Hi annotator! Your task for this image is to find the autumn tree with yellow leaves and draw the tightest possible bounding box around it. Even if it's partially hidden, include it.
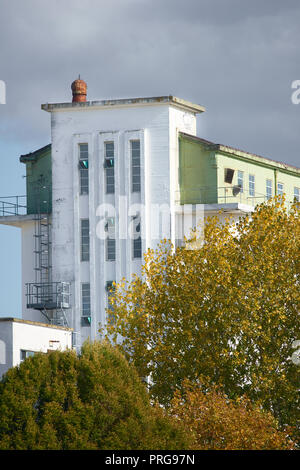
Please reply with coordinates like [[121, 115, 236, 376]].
[[105, 199, 300, 444], [170, 380, 295, 450]]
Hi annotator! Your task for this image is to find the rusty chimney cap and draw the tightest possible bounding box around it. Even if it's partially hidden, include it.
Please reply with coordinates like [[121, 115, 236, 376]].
[[71, 75, 87, 103]]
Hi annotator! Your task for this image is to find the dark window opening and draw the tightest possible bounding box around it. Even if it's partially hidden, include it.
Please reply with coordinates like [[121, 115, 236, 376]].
[[224, 168, 235, 184]]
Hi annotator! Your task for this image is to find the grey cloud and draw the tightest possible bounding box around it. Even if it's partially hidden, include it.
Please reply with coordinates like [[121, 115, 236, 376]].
[[0, 0, 299, 167], [127, 0, 300, 25]]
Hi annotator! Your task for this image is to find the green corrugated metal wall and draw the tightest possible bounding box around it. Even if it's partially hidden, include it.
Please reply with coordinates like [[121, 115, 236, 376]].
[[179, 135, 217, 204], [25, 146, 52, 214]]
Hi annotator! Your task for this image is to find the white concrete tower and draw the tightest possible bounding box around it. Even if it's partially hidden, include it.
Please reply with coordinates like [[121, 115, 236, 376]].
[[39, 80, 205, 347]]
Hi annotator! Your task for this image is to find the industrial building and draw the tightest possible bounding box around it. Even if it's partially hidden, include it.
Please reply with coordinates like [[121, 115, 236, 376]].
[[0, 78, 299, 367]]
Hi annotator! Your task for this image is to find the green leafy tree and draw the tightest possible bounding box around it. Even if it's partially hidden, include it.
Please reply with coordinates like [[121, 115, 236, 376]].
[[105, 199, 300, 443], [0, 342, 189, 450]]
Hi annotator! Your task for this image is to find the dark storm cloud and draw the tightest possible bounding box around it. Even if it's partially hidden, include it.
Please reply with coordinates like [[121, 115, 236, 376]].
[[0, 0, 299, 166]]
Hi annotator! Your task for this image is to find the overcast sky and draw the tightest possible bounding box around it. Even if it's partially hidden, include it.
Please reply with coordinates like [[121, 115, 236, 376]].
[[0, 0, 299, 315]]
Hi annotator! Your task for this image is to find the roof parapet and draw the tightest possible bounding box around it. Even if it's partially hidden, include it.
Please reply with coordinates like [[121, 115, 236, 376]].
[[41, 95, 206, 114]]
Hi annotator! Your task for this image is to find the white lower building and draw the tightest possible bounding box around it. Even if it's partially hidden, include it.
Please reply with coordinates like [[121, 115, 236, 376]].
[[0, 317, 72, 378]]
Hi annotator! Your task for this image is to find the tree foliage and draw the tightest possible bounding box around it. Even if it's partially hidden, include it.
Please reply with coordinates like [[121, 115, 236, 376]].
[[0, 342, 189, 450], [105, 199, 300, 443], [170, 380, 295, 450]]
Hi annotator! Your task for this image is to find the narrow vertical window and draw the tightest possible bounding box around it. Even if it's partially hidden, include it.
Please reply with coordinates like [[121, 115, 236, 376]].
[[266, 179, 273, 200], [81, 219, 89, 261], [294, 187, 300, 202], [81, 283, 91, 326], [105, 217, 116, 261], [132, 214, 142, 259], [79, 144, 89, 195], [237, 170, 244, 193], [106, 281, 116, 323], [105, 142, 115, 194], [131, 140, 141, 193], [277, 182, 284, 197], [106, 281, 115, 307], [249, 174, 255, 197]]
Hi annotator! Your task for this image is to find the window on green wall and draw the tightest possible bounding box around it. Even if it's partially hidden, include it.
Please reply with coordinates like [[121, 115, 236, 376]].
[[224, 168, 235, 184], [237, 171, 244, 193], [249, 174, 255, 197], [266, 179, 272, 200], [277, 182, 284, 197]]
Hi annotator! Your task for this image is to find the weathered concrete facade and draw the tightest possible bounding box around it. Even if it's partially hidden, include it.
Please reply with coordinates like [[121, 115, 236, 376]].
[[42, 97, 203, 345]]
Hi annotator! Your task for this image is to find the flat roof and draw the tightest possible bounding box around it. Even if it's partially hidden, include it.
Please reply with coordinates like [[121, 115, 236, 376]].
[[0, 317, 72, 331], [41, 95, 206, 114], [180, 132, 300, 175]]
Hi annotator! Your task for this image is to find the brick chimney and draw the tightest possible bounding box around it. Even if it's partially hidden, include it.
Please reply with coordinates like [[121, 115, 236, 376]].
[[71, 75, 87, 103]]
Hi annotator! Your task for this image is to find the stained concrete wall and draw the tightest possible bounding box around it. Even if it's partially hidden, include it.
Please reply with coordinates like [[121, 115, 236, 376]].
[[48, 102, 197, 346]]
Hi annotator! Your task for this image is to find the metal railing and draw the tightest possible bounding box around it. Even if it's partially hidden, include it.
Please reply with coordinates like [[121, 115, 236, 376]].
[[175, 187, 268, 207], [0, 196, 27, 216], [26, 282, 70, 310]]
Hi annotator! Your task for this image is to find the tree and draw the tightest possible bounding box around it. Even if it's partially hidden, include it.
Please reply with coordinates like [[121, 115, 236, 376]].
[[0, 341, 189, 450], [170, 380, 295, 450], [105, 199, 300, 443]]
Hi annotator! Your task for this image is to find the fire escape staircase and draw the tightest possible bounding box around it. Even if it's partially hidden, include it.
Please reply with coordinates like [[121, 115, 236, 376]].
[[25, 182, 70, 327]]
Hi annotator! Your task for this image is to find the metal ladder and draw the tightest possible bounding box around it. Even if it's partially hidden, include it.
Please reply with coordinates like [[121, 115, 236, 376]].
[[34, 212, 52, 302], [31, 180, 69, 327], [34, 213, 51, 282]]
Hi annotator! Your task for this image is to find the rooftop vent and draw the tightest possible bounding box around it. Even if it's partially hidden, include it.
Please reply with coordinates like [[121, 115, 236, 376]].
[[71, 75, 87, 103]]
